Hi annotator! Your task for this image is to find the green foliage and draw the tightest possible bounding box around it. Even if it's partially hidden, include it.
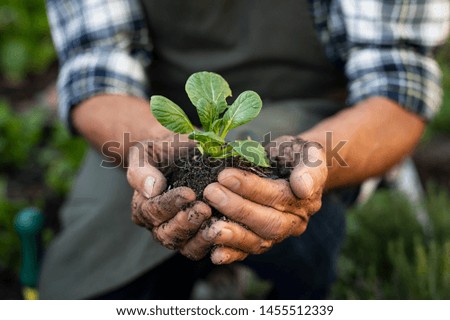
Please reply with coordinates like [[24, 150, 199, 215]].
[[221, 90, 263, 137], [38, 121, 88, 195], [424, 40, 450, 138], [185, 71, 231, 131], [332, 187, 450, 299], [229, 140, 270, 167], [0, 101, 87, 271], [0, 177, 25, 271], [0, 101, 87, 195], [0, 0, 55, 82], [150, 95, 195, 134], [0, 100, 47, 169], [151, 71, 270, 167]]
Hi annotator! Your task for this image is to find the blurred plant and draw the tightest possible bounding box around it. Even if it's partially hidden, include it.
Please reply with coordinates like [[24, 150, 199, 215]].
[[0, 177, 25, 271], [0, 100, 47, 170], [424, 40, 450, 139], [0, 0, 55, 83], [0, 100, 87, 194], [0, 101, 87, 272], [38, 121, 87, 195], [332, 186, 450, 299]]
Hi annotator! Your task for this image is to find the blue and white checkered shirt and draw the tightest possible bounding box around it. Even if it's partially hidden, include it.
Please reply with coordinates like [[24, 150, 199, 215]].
[[47, 0, 449, 128]]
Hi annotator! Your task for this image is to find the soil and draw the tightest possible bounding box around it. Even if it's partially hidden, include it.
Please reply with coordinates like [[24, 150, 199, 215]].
[[165, 148, 288, 199]]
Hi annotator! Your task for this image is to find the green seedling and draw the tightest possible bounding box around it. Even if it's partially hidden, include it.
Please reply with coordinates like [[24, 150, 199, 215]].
[[151, 71, 270, 167]]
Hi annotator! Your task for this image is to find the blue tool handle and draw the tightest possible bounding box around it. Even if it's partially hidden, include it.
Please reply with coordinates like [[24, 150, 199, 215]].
[[14, 208, 44, 288]]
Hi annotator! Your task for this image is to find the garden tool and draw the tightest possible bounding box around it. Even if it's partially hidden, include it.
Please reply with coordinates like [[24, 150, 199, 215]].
[[14, 208, 44, 300]]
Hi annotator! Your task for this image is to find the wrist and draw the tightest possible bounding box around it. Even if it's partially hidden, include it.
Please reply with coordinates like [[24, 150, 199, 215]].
[[73, 94, 175, 166]]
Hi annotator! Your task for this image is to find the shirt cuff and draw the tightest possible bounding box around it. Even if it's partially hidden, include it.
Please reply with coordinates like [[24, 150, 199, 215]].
[[346, 47, 443, 121], [57, 49, 149, 133]]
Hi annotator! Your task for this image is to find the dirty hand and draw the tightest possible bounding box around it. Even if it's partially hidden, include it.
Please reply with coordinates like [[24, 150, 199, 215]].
[[127, 134, 212, 250], [198, 136, 327, 264]]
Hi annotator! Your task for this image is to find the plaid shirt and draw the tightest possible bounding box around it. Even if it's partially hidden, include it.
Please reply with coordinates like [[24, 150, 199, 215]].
[[47, 0, 449, 128]]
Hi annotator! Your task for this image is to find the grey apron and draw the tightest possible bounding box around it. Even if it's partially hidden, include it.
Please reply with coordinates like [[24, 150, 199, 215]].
[[39, 0, 347, 299]]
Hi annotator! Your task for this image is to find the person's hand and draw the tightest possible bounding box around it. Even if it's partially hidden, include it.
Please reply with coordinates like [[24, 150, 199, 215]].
[[127, 134, 212, 251], [196, 136, 327, 264]]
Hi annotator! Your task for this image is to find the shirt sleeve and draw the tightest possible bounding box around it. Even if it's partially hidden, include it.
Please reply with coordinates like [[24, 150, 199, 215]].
[[333, 0, 450, 120], [46, 0, 152, 131]]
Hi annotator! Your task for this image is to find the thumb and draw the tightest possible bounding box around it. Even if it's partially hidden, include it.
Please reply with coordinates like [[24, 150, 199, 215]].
[[127, 144, 167, 198], [289, 144, 327, 199]]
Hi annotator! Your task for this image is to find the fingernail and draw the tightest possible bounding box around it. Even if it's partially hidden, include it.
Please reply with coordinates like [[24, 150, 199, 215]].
[[260, 240, 272, 250], [143, 176, 155, 198], [218, 254, 230, 265], [211, 249, 230, 265], [223, 176, 240, 190], [204, 225, 219, 241], [300, 172, 314, 198], [187, 209, 200, 225], [219, 228, 233, 242], [175, 196, 187, 208], [206, 188, 228, 206]]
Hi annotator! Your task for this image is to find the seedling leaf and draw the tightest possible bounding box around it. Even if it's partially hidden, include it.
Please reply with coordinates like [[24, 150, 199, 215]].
[[229, 140, 270, 167], [189, 130, 226, 157], [151, 95, 194, 134], [211, 118, 223, 135], [151, 72, 270, 168], [188, 130, 225, 145], [185, 71, 232, 130], [221, 91, 262, 137], [195, 98, 215, 131]]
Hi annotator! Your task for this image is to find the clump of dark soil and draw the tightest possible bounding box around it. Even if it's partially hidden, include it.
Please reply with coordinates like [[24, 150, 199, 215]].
[[165, 148, 288, 199]]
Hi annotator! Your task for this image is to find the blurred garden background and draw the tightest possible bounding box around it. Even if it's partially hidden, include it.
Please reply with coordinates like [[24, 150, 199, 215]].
[[0, 1, 448, 299]]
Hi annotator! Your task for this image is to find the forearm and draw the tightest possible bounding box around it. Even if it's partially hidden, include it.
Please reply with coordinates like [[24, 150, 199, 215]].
[[72, 94, 172, 165], [301, 97, 425, 190]]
